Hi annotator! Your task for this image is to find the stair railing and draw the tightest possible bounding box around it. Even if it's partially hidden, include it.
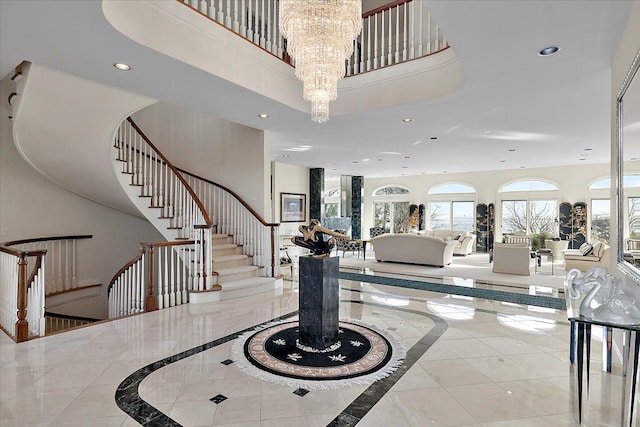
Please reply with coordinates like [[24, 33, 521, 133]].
[[0, 246, 46, 342], [114, 118, 213, 290], [181, 170, 280, 276], [177, 0, 449, 77], [4, 235, 92, 295], [108, 239, 216, 318], [347, 0, 449, 76]]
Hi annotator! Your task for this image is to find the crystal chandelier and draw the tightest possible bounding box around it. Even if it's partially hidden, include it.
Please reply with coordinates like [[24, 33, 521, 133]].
[[279, 0, 362, 123]]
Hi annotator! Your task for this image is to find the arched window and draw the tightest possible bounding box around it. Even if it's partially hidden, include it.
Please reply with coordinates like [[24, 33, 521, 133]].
[[372, 186, 411, 233], [498, 179, 559, 237], [427, 183, 476, 231], [429, 183, 476, 195], [500, 180, 558, 192]]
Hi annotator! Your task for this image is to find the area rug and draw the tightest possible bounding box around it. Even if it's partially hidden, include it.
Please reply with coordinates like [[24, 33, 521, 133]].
[[232, 319, 406, 390]]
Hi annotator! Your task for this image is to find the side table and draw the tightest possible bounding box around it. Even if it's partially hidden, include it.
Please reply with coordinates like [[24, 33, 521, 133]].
[[565, 282, 640, 426], [535, 249, 554, 275]]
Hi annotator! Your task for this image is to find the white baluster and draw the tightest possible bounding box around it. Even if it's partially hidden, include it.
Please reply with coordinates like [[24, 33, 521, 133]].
[[239, 0, 246, 36], [254, 0, 261, 45], [199, 0, 207, 14], [402, 3, 408, 62], [232, 0, 239, 32], [225, 0, 232, 27], [208, 0, 216, 19], [71, 239, 77, 288], [246, 0, 253, 40], [265, 0, 271, 52], [418, 3, 424, 57], [217, 0, 224, 23], [379, 10, 384, 67], [388, 8, 393, 65], [170, 247, 176, 307], [395, 5, 400, 64]]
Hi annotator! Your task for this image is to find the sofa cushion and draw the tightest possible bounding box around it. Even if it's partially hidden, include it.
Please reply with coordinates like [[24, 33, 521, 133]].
[[591, 241, 604, 258], [580, 243, 593, 256]]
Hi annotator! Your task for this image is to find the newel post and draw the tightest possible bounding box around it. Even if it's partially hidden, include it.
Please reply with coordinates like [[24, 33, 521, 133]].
[[270, 226, 276, 277], [144, 244, 156, 312], [15, 253, 29, 342]]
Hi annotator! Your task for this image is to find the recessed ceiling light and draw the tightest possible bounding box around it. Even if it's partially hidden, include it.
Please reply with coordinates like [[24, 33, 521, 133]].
[[113, 63, 131, 71], [584, 148, 592, 151], [352, 161, 359, 164], [402, 118, 413, 123], [430, 137, 438, 140], [508, 149, 516, 152], [539, 46, 560, 56], [282, 154, 289, 158], [258, 113, 269, 119], [402, 166, 408, 169], [499, 160, 506, 163], [520, 166, 526, 169], [377, 158, 383, 161], [404, 156, 410, 159]]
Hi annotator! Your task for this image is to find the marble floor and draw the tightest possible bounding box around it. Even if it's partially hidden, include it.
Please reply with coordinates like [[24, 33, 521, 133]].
[[0, 267, 635, 426]]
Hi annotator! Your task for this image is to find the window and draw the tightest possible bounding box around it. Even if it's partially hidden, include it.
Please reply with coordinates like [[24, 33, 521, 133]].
[[323, 188, 340, 218], [630, 197, 640, 239], [429, 201, 474, 231], [427, 183, 476, 232], [372, 186, 411, 233], [501, 200, 558, 236], [500, 180, 558, 192], [591, 199, 610, 244], [499, 179, 559, 238]]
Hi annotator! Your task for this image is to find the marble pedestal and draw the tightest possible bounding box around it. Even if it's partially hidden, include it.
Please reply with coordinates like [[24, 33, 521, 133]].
[[298, 255, 339, 350]]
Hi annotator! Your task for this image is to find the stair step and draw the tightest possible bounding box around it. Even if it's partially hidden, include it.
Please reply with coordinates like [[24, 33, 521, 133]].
[[219, 277, 283, 301], [213, 254, 249, 263], [211, 243, 238, 251], [214, 265, 259, 276]]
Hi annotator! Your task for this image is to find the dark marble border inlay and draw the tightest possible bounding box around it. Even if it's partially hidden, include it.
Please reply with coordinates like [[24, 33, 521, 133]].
[[339, 271, 566, 310]]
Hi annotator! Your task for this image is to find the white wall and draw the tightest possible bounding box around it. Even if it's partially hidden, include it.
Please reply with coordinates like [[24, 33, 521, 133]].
[[271, 161, 309, 237], [1, 76, 164, 319], [132, 102, 270, 218]]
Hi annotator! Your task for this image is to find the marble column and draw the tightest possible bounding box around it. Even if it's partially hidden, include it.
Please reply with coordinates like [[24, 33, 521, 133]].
[[351, 176, 363, 239], [309, 168, 324, 222]]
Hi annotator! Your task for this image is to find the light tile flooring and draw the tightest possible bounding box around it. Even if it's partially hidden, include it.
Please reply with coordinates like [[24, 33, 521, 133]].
[[0, 270, 635, 426]]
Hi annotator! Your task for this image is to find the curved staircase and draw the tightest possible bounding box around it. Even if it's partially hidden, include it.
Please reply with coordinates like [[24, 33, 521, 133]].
[[110, 117, 281, 313]]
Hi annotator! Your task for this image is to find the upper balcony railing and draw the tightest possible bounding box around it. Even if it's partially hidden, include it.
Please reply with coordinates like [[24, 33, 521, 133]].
[[179, 0, 449, 77]]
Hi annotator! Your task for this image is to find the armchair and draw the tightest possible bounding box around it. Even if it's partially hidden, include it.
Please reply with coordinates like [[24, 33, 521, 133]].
[[492, 243, 531, 275], [335, 236, 362, 258]]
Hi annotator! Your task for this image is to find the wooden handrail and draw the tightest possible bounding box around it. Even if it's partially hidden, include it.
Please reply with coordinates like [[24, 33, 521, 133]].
[[176, 167, 279, 228], [0, 246, 46, 258], [363, 0, 412, 19], [3, 234, 93, 247], [8, 92, 17, 106], [26, 254, 44, 290], [126, 118, 212, 227], [107, 246, 144, 295]]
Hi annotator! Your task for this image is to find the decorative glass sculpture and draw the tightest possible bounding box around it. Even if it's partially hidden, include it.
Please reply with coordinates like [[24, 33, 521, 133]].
[[567, 266, 640, 325]]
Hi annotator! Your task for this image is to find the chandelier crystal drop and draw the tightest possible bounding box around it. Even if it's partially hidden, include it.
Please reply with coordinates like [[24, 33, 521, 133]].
[[279, 0, 362, 123]]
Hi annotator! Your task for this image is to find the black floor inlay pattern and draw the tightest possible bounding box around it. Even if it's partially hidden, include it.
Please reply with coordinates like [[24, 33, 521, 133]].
[[220, 359, 234, 365], [209, 394, 227, 404], [115, 272, 564, 426], [293, 388, 310, 397]]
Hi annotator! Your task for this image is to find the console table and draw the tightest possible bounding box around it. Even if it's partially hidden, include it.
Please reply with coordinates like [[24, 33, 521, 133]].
[[564, 283, 640, 426]]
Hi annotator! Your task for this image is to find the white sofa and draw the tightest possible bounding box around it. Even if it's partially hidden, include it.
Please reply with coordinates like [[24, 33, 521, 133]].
[[371, 234, 458, 267], [417, 229, 476, 256], [562, 241, 609, 272]]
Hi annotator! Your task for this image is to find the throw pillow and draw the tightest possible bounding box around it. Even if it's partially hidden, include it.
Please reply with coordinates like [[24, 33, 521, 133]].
[[580, 244, 593, 256], [454, 234, 462, 240], [591, 241, 604, 258]]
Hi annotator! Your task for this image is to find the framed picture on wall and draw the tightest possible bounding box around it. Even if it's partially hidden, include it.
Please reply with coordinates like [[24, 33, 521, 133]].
[[281, 193, 306, 222]]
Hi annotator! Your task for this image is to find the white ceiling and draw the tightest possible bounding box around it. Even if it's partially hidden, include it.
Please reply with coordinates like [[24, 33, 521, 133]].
[[0, 0, 636, 180]]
